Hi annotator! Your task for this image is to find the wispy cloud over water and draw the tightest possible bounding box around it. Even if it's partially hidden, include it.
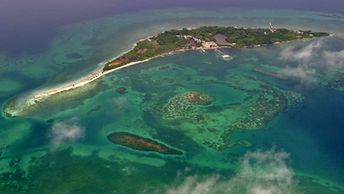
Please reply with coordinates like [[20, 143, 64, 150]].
[[279, 38, 344, 84], [164, 148, 299, 194], [279, 39, 324, 84], [280, 39, 323, 62], [323, 49, 344, 67], [48, 118, 85, 147]]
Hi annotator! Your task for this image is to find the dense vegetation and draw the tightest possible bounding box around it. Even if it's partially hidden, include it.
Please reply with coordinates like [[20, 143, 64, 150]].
[[103, 26, 329, 71]]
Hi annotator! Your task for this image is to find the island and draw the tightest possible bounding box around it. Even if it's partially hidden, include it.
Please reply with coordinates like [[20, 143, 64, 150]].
[[103, 26, 329, 71], [3, 25, 330, 117], [107, 132, 183, 155]]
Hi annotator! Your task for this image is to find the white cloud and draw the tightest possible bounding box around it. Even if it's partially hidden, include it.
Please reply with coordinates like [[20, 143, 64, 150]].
[[277, 38, 344, 84], [240, 149, 296, 194], [323, 50, 344, 67], [165, 176, 219, 194], [280, 66, 316, 84], [163, 148, 300, 194], [280, 40, 323, 62], [279, 40, 324, 83], [48, 118, 85, 146]]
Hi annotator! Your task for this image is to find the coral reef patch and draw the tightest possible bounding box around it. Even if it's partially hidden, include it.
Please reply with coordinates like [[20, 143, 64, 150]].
[[162, 91, 214, 120]]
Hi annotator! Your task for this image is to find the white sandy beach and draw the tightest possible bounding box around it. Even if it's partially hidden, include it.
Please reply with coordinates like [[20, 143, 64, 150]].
[[29, 43, 228, 106], [30, 58, 151, 104], [28, 35, 158, 105]]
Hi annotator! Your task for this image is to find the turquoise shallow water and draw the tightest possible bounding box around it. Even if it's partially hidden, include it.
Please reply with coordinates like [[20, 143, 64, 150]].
[[1, 8, 344, 193]]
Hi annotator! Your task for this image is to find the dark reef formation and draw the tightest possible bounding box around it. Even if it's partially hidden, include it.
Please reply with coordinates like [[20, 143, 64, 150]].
[[116, 87, 127, 94], [107, 132, 183, 155]]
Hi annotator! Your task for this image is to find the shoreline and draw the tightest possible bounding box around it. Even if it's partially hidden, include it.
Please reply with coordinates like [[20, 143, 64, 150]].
[[30, 59, 149, 104], [24, 35, 159, 106], [4, 26, 330, 116], [30, 46, 220, 104], [3, 57, 151, 117]]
